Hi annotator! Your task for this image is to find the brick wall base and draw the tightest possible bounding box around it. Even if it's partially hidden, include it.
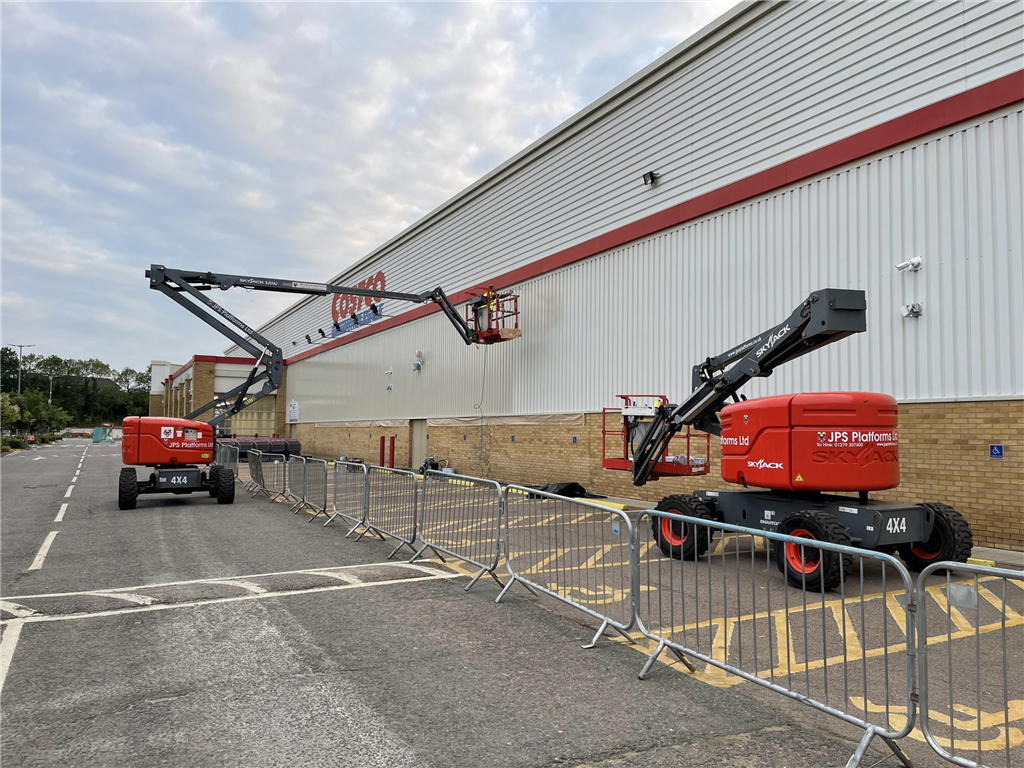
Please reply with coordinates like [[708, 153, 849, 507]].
[[295, 400, 1023, 551]]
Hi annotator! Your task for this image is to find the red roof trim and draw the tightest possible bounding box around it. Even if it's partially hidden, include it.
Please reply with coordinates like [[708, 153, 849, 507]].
[[285, 71, 1024, 366]]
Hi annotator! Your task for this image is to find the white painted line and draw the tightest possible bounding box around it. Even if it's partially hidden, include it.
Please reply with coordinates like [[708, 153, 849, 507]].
[[2, 572, 462, 625], [0, 602, 38, 618], [208, 579, 267, 595], [0, 620, 25, 693], [64, 485, 74, 498], [4, 560, 437, 600], [311, 571, 363, 584], [54, 503, 69, 523], [28, 532, 59, 571], [83, 592, 156, 606]]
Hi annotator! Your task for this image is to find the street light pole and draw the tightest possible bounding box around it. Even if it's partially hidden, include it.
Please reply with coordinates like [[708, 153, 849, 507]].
[[5, 343, 35, 394]]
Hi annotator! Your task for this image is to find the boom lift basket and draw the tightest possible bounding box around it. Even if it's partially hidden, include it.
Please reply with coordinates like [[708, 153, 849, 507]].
[[602, 395, 710, 480], [466, 289, 521, 344]]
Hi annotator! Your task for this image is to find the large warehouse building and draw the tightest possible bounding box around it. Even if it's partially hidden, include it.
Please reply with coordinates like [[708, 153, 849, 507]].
[[155, 0, 1024, 550]]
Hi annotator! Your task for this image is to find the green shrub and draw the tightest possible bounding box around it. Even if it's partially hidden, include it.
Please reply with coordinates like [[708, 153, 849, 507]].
[[1, 438, 10, 452], [7, 437, 28, 450]]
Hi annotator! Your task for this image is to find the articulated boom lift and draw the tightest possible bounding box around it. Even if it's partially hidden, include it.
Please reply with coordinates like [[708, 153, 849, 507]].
[[118, 265, 517, 510], [610, 289, 972, 590]]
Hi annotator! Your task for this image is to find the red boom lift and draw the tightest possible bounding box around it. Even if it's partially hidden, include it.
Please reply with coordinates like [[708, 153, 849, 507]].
[[607, 289, 972, 590], [119, 265, 519, 510]]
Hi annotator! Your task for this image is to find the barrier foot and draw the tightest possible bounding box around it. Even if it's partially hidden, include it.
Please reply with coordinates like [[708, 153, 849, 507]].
[[409, 544, 429, 564], [428, 546, 447, 563], [387, 541, 417, 560], [465, 568, 504, 592], [668, 646, 696, 672], [307, 509, 328, 522], [323, 513, 339, 527], [583, 619, 610, 649], [495, 576, 517, 603], [638, 640, 667, 679], [845, 728, 914, 768], [290, 499, 304, 513]]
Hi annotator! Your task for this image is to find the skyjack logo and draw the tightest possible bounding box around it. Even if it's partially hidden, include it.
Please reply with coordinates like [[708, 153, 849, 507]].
[[755, 325, 790, 358], [747, 459, 784, 470]]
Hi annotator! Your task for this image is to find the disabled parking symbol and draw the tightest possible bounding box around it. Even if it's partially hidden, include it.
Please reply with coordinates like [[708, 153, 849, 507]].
[[989, 444, 1004, 459]]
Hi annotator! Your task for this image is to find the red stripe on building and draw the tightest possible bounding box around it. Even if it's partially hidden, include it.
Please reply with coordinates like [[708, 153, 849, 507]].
[[286, 71, 1024, 366]]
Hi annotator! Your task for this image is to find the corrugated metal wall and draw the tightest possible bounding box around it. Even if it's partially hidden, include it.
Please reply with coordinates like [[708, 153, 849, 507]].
[[230, 0, 1023, 356], [288, 107, 1024, 421]]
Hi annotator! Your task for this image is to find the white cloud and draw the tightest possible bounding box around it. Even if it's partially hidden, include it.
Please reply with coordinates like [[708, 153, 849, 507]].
[[2, 1, 738, 367]]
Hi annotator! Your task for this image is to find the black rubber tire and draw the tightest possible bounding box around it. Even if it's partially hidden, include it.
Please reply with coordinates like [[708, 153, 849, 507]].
[[897, 503, 973, 572], [775, 510, 853, 592], [651, 495, 713, 560], [208, 466, 221, 497], [216, 465, 235, 505], [118, 467, 138, 510]]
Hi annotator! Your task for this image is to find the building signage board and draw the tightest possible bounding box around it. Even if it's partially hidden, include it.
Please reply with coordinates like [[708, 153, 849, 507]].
[[288, 400, 299, 424]]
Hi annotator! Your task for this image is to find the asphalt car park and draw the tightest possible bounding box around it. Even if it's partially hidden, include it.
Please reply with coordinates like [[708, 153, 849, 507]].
[[1, 442, 1020, 767]]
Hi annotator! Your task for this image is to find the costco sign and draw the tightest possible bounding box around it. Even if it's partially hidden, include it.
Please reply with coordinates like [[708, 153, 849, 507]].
[[330, 271, 386, 336]]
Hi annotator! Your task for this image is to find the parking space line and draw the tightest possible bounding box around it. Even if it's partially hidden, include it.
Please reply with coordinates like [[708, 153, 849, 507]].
[[0, 620, 25, 693], [209, 579, 267, 594], [28, 532, 59, 571], [64, 485, 74, 498], [0, 602, 39, 618], [54, 503, 68, 523], [3, 560, 438, 600], [2, 572, 462, 625]]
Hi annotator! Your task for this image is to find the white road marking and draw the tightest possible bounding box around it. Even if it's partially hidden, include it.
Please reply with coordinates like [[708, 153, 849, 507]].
[[0, 620, 25, 693], [312, 571, 363, 584], [0, 602, 38, 618], [208, 579, 267, 595], [4, 560, 439, 600], [31, 456, 45, 461], [64, 485, 74, 498], [83, 592, 156, 606], [54, 503, 69, 522], [2, 572, 462, 625], [28, 532, 59, 571]]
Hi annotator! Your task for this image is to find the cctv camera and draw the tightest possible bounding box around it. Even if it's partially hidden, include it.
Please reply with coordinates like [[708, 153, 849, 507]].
[[895, 257, 922, 272]]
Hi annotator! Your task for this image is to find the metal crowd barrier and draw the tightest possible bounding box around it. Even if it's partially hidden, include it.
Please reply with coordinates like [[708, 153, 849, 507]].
[[215, 444, 239, 479], [497, 485, 636, 649], [286, 455, 306, 512], [412, 471, 504, 591], [244, 449, 262, 492], [636, 508, 917, 768], [917, 561, 1024, 768], [324, 462, 370, 535], [359, 466, 418, 559], [303, 458, 329, 521], [256, 453, 287, 501]]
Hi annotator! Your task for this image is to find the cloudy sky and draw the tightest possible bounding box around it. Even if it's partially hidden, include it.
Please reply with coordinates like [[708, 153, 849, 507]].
[[2, 1, 736, 371]]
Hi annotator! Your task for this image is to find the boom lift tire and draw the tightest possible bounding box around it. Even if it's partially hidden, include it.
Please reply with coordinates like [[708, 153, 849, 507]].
[[897, 503, 972, 572], [652, 495, 713, 560], [118, 468, 138, 510], [208, 466, 221, 497], [216, 466, 235, 505], [775, 510, 852, 591]]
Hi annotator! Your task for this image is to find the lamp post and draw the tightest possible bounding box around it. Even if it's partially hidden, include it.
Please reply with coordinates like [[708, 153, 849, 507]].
[[5, 343, 35, 394]]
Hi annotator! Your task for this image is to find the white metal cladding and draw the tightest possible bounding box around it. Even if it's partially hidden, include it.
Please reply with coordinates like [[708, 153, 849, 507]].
[[229, 0, 1023, 357], [286, 108, 1024, 421]]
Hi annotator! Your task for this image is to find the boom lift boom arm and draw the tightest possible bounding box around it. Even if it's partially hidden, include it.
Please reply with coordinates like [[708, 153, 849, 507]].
[[630, 289, 867, 486], [147, 264, 482, 429]]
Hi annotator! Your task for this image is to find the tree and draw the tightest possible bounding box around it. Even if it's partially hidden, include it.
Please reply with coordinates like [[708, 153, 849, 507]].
[[1, 392, 20, 427], [0, 347, 19, 392]]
